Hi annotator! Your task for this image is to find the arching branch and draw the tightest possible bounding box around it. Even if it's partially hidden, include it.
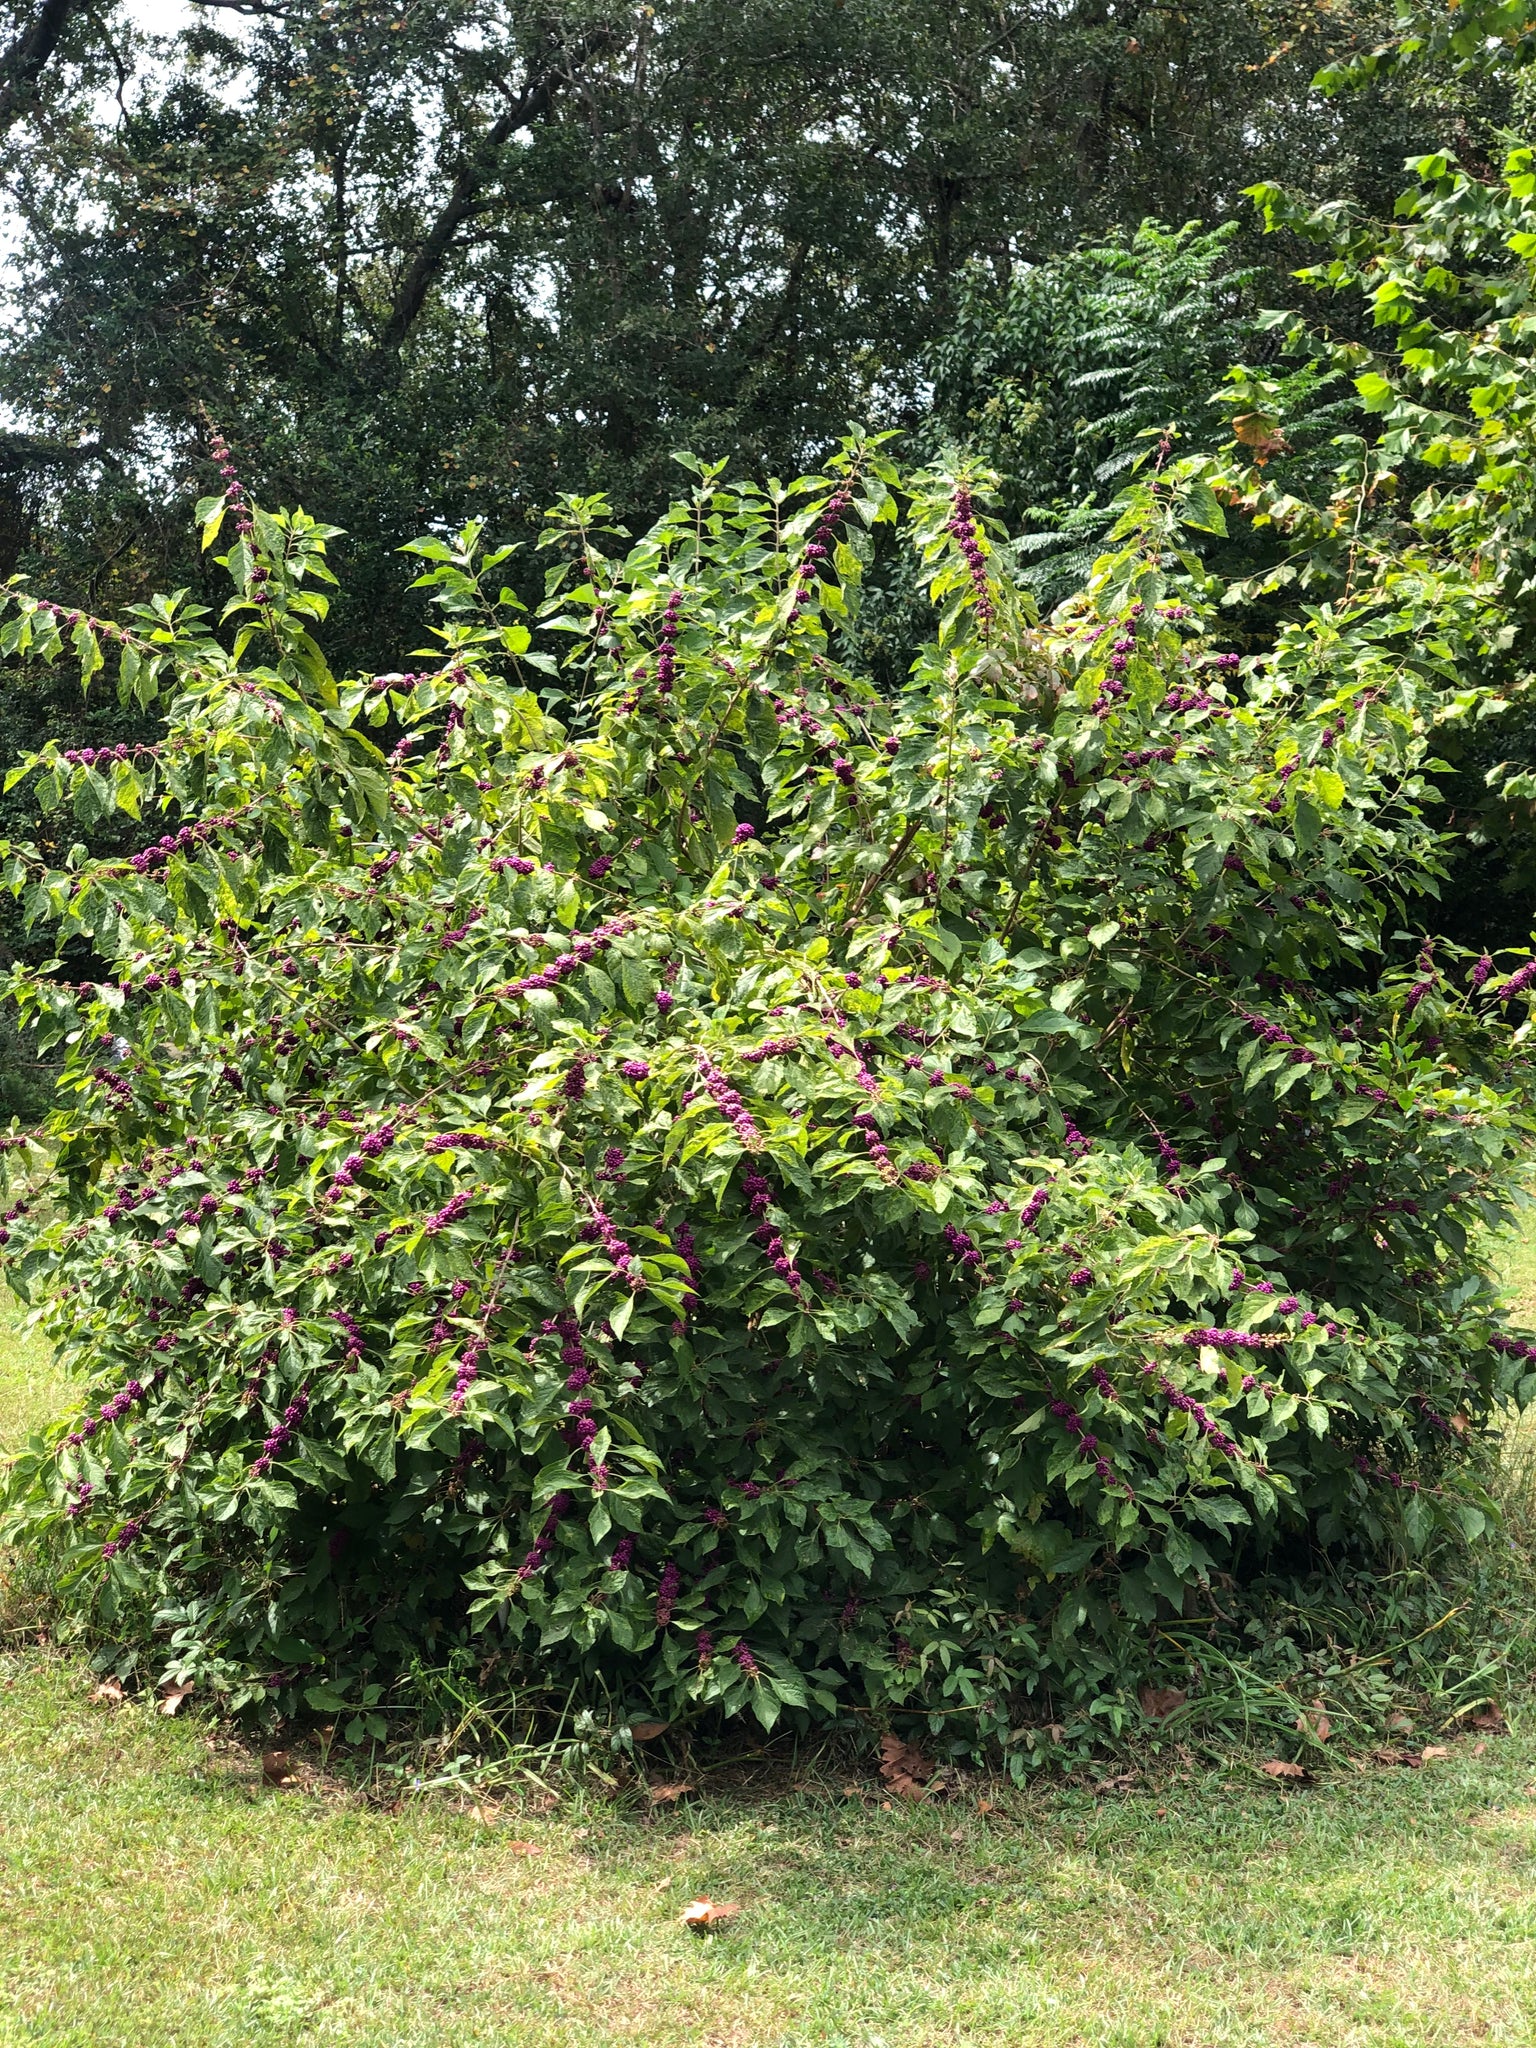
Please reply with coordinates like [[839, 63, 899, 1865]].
[[371, 35, 608, 366]]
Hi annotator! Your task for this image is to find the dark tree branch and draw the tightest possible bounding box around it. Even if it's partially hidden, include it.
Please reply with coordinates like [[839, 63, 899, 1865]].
[[187, 1, 306, 19], [372, 38, 606, 366], [0, 0, 84, 137], [0, 427, 102, 471]]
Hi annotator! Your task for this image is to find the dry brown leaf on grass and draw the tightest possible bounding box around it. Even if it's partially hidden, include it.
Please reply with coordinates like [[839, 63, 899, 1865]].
[[1094, 1770, 1140, 1796], [1472, 1704, 1506, 1733], [878, 1731, 935, 1801], [629, 1720, 670, 1742], [1419, 1745, 1450, 1762], [1259, 1759, 1310, 1782], [681, 1898, 740, 1932], [89, 1677, 126, 1706], [1296, 1705, 1332, 1743], [1137, 1685, 1187, 1721], [262, 1750, 296, 1787], [648, 1781, 694, 1805], [158, 1683, 195, 1716]]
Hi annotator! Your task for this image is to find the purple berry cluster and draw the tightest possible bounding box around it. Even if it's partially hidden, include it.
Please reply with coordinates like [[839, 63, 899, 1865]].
[[851, 1109, 899, 1186], [64, 1376, 147, 1447], [1048, 1398, 1126, 1489], [330, 1310, 364, 1369], [1152, 1371, 1250, 1464], [450, 1342, 486, 1412], [101, 1518, 141, 1559], [741, 1036, 798, 1065], [672, 1219, 702, 1314], [792, 485, 853, 617], [946, 485, 995, 630], [500, 916, 634, 999], [61, 742, 156, 768], [516, 1491, 573, 1581], [1238, 1009, 1317, 1066], [943, 1221, 983, 1271], [655, 1558, 682, 1625], [325, 1121, 400, 1197], [424, 1190, 472, 1235], [582, 1202, 646, 1291], [742, 1167, 804, 1298], [1019, 1185, 1050, 1231], [1163, 685, 1223, 715], [252, 1385, 309, 1477], [698, 1058, 761, 1149], [655, 589, 684, 696]]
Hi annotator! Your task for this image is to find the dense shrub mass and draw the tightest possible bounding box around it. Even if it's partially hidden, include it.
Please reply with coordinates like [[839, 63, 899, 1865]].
[[1, 436, 1534, 1749]]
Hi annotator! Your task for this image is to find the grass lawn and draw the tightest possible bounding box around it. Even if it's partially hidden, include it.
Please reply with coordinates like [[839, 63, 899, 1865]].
[[3, 1280, 1536, 2046]]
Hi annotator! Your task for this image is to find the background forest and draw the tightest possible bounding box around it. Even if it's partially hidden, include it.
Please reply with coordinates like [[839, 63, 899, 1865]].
[[0, 2, 1522, 649]]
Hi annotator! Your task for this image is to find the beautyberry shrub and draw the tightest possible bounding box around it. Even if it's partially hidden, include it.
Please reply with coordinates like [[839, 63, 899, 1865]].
[[1, 439, 1533, 1749]]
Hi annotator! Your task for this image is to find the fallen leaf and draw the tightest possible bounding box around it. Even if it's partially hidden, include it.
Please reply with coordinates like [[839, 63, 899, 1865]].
[[647, 1781, 694, 1805], [504, 1840, 544, 1856], [1138, 1685, 1187, 1721], [630, 1719, 670, 1742], [1420, 1745, 1450, 1762], [1094, 1770, 1139, 1796], [90, 1677, 126, 1705], [1473, 1741, 1488, 1757], [1386, 1711, 1414, 1735], [681, 1898, 740, 1932], [158, 1683, 194, 1717], [1259, 1758, 1309, 1781], [878, 1730, 936, 1801], [976, 1798, 995, 1816], [261, 1749, 296, 1787], [1296, 1707, 1332, 1743], [1373, 1746, 1421, 1768], [1471, 1704, 1506, 1733]]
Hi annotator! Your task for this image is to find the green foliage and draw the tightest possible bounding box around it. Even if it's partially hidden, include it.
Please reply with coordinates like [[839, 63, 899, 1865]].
[[1190, 147, 1536, 943], [0, 431, 1534, 1751], [930, 221, 1272, 605]]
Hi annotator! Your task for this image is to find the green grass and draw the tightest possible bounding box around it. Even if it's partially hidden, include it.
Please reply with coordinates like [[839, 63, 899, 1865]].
[[4, 1280, 1536, 2046], [0, 1291, 68, 1449], [3, 1656, 1536, 2048]]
